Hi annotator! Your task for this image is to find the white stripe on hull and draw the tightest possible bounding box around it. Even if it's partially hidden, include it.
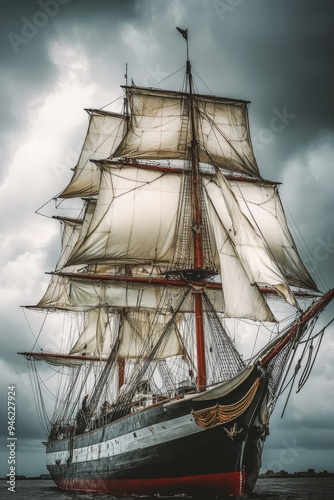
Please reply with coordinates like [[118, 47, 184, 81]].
[[47, 412, 203, 466]]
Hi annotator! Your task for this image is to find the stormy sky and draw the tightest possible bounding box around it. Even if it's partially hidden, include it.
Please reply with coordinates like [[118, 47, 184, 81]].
[[0, 0, 334, 478]]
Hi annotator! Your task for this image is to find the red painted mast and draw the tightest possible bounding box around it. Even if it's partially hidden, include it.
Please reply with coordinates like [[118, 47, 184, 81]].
[[118, 357, 125, 390], [183, 29, 207, 391]]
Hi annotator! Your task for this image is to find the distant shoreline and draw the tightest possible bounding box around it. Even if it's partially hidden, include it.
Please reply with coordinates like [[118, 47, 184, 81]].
[[259, 472, 334, 479]]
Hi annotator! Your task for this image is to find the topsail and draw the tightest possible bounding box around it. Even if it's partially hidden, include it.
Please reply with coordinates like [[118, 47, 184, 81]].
[[115, 87, 259, 177], [59, 109, 126, 198]]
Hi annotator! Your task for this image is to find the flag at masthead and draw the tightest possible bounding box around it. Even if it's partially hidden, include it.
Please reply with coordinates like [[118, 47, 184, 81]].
[[176, 27, 188, 40], [176, 27, 189, 68]]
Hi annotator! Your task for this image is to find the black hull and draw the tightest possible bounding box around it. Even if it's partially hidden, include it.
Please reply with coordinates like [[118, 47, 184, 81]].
[[46, 365, 269, 497]]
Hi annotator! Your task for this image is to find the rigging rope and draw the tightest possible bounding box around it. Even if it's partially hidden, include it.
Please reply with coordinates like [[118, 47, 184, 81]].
[[278, 315, 333, 416], [21, 307, 46, 352], [296, 316, 334, 392], [283, 198, 328, 291], [111, 289, 191, 420], [28, 362, 50, 435]]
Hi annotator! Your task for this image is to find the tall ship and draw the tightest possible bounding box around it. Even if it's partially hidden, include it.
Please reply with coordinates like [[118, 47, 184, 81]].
[[21, 29, 334, 498]]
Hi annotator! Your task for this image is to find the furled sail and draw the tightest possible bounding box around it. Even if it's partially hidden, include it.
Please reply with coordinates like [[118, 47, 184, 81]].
[[114, 87, 259, 177], [19, 352, 102, 367], [59, 110, 126, 198]]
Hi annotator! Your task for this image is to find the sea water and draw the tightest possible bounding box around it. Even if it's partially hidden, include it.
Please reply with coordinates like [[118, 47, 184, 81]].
[[1, 477, 334, 499]]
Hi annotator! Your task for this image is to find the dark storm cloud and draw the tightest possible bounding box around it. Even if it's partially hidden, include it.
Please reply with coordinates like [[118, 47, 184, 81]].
[[0, 0, 141, 181], [1, 0, 140, 59], [191, 0, 334, 170]]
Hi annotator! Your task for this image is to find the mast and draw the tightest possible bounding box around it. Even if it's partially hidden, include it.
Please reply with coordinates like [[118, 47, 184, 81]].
[[116, 63, 129, 392], [124, 63, 129, 120], [178, 27, 207, 390]]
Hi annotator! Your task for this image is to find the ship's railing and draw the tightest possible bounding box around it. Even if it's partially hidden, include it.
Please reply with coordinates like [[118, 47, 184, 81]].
[[49, 421, 76, 440], [50, 389, 196, 438]]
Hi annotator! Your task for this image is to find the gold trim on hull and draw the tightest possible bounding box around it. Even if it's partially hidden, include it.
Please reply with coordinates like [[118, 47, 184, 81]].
[[192, 378, 260, 429]]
